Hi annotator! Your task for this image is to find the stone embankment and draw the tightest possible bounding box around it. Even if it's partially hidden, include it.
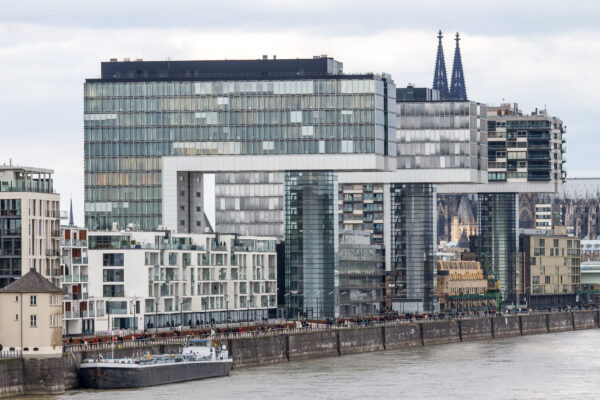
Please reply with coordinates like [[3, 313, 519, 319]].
[[0, 310, 598, 397]]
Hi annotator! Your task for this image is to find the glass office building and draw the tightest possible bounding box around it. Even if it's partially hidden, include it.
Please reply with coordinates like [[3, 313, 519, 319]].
[[284, 171, 338, 318], [478, 193, 519, 303], [390, 183, 437, 312], [84, 58, 396, 231], [396, 98, 487, 176]]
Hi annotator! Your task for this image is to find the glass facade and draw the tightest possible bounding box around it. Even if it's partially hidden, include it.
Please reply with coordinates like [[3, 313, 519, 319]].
[[338, 184, 385, 245], [215, 172, 284, 237], [391, 183, 437, 312], [284, 171, 338, 318], [478, 193, 519, 303], [487, 110, 565, 183], [84, 72, 395, 231], [338, 231, 385, 317], [396, 101, 487, 172], [0, 199, 22, 287]]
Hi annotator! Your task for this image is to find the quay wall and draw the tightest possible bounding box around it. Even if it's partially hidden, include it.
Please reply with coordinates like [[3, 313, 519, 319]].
[[0, 359, 24, 398], [3, 311, 600, 397], [383, 324, 421, 349], [492, 316, 521, 338], [338, 327, 384, 355], [287, 331, 338, 361], [547, 313, 573, 333], [520, 314, 548, 335], [458, 318, 493, 341], [421, 320, 460, 345], [573, 311, 598, 330], [226, 335, 287, 368]]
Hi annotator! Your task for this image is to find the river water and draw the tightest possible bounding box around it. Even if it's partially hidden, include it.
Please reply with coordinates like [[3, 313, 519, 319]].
[[27, 329, 600, 400]]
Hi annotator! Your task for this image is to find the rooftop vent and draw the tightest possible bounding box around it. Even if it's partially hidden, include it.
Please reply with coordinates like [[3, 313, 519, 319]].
[[109, 58, 117, 62], [262, 55, 268, 60]]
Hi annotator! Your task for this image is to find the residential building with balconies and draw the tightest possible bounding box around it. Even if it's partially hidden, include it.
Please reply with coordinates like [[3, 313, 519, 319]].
[[83, 230, 277, 333], [0, 165, 61, 289]]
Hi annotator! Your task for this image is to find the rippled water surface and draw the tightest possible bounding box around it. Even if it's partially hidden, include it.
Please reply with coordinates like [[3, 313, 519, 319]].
[[28, 329, 600, 400]]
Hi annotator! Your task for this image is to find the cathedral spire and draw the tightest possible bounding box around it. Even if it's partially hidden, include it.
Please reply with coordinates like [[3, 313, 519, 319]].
[[69, 196, 74, 226], [432, 30, 449, 100], [449, 32, 467, 100]]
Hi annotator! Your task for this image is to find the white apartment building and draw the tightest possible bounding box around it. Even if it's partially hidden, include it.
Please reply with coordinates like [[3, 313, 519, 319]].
[[0, 166, 61, 289], [60, 225, 106, 334], [80, 230, 277, 333]]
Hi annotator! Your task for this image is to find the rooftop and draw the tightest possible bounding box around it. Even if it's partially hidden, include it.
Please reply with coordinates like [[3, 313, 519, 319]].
[[0, 268, 62, 293], [86, 56, 376, 83]]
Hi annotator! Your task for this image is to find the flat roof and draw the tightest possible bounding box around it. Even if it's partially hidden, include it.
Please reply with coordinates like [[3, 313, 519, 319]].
[[83, 57, 383, 83], [0, 165, 54, 174]]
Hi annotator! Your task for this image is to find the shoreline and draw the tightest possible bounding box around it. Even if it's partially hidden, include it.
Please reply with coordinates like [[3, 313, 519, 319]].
[[1, 310, 598, 397]]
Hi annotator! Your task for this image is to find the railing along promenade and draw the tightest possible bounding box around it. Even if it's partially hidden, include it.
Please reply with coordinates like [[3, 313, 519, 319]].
[[63, 307, 598, 354]]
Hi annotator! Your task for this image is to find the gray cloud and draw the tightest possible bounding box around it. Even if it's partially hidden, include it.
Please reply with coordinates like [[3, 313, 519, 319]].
[[0, 1, 598, 225]]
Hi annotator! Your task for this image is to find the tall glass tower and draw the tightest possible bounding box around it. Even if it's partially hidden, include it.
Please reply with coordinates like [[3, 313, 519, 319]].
[[478, 193, 519, 303], [284, 171, 338, 318], [390, 183, 437, 312]]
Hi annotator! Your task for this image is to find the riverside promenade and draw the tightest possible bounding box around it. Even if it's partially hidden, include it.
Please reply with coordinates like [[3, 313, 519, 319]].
[[1, 310, 599, 397]]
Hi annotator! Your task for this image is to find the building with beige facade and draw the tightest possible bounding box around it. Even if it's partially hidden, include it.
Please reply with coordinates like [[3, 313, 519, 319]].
[[436, 260, 495, 311], [519, 230, 581, 308], [0, 166, 61, 289], [0, 268, 63, 355]]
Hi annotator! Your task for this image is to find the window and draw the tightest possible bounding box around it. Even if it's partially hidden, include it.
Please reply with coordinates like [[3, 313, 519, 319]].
[[103, 253, 124, 266], [180, 191, 185, 196], [15, 296, 18, 302], [103, 284, 125, 297], [30, 295, 37, 306], [180, 205, 185, 211], [30, 315, 37, 327], [196, 192, 201, 198], [196, 206, 201, 212], [103, 269, 124, 282], [545, 276, 551, 284], [196, 221, 201, 226], [15, 314, 18, 321], [180, 220, 185, 226]]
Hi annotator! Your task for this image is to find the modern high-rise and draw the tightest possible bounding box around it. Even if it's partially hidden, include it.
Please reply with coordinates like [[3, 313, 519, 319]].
[[0, 166, 61, 289], [84, 56, 398, 318], [487, 103, 565, 185], [519, 230, 580, 308]]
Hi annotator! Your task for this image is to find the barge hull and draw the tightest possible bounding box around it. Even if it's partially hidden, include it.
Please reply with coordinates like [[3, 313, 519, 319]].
[[79, 361, 232, 389]]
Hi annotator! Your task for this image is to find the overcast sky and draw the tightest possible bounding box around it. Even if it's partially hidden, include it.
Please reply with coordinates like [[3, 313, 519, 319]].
[[1, 0, 599, 226]]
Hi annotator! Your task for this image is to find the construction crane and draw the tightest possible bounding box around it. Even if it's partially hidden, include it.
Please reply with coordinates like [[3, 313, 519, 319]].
[[480, 253, 502, 312]]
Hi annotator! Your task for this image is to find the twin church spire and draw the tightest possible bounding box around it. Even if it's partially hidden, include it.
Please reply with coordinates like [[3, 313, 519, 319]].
[[432, 30, 467, 101]]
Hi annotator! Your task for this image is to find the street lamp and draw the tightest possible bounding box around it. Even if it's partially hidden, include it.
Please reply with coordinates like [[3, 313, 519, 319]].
[[154, 296, 159, 332], [130, 298, 138, 334], [179, 297, 184, 331], [225, 294, 230, 329]]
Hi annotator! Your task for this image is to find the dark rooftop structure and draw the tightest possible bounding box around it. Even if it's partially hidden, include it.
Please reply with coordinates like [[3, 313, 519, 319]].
[[0, 268, 61, 293], [88, 56, 355, 83], [396, 85, 440, 102]]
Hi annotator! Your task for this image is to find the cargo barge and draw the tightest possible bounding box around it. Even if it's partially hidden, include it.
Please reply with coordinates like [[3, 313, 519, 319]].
[[78, 339, 232, 389]]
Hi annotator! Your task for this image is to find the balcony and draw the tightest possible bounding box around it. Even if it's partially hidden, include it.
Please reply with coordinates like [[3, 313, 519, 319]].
[[0, 209, 20, 217], [72, 257, 88, 265], [46, 249, 61, 257]]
